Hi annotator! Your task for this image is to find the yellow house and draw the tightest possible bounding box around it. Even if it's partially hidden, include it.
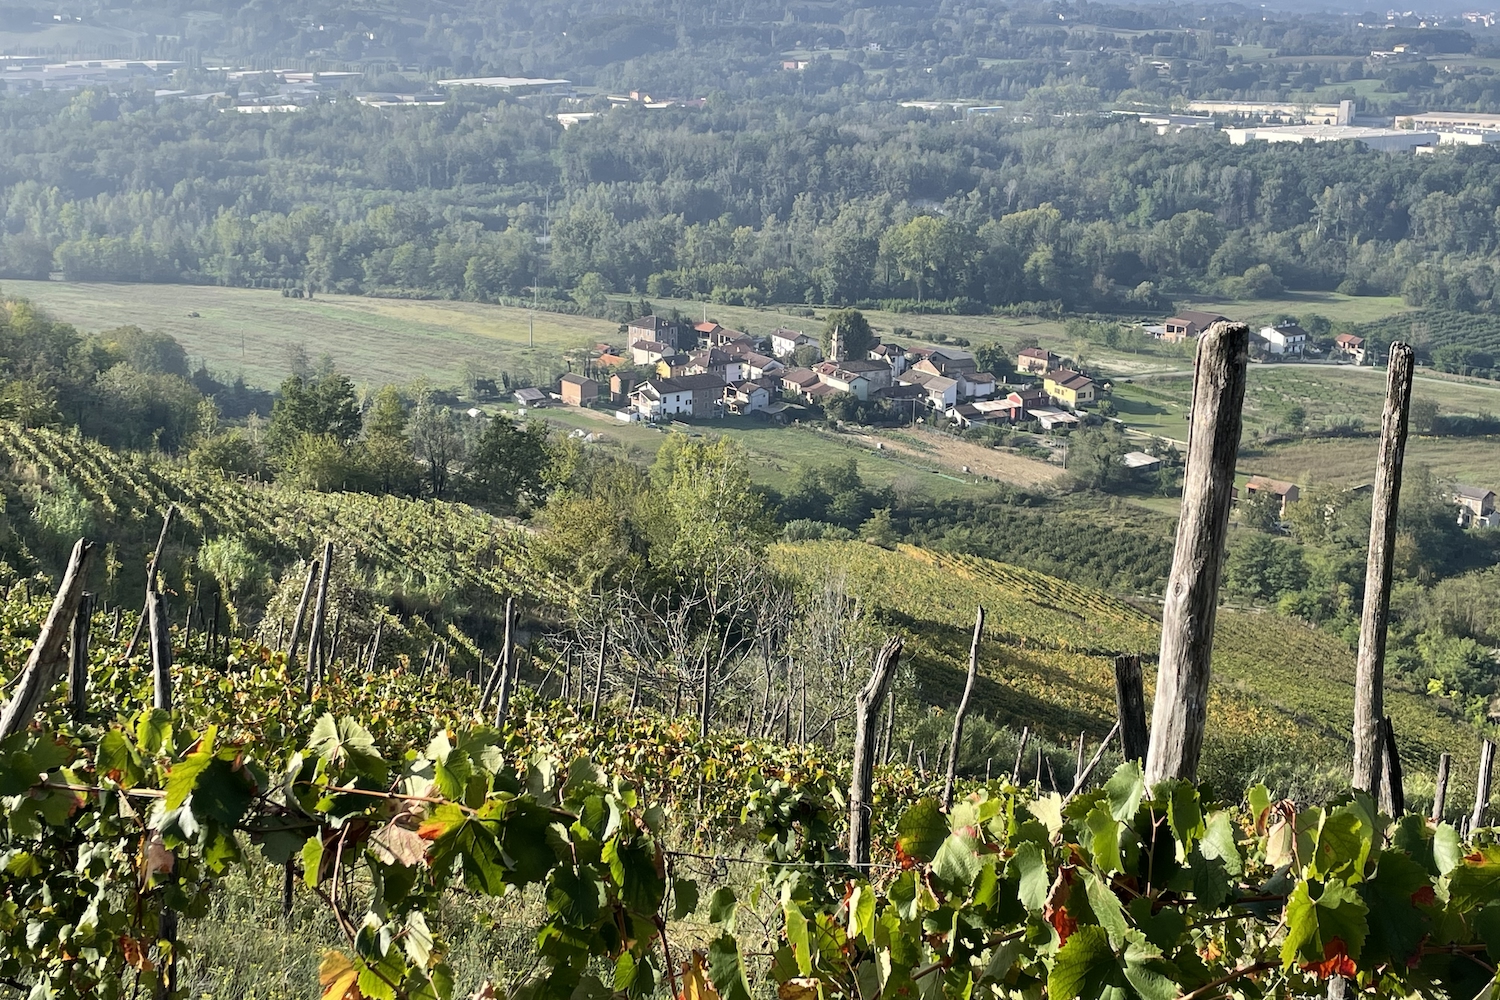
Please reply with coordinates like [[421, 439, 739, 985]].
[[1043, 368, 1096, 408]]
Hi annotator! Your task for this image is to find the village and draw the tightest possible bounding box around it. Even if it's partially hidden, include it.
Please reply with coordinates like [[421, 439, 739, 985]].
[[508, 308, 1495, 532]]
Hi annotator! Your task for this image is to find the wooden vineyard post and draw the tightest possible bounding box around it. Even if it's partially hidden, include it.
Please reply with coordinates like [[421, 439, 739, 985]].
[[367, 617, 383, 672], [286, 558, 320, 665], [1471, 739, 1496, 833], [1113, 655, 1149, 763], [1145, 322, 1249, 785], [1379, 716, 1404, 817], [494, 597, 517, 728], [149, 590, 172, 713], [1353, 343, 1415, 799], [69, 592, 93, 722], [303, 542, 334, 698], [1012, 726, 1030, 784], [0, 540, 95, 740], [591, 627, 607, 721], [122, 506, 176, 661], [848, 637, 903, 867], [1432, 752, 1451, 823], [1067, 723, 1120, 802], [698, 650, 712, 740], [943, 607, 984, 812]]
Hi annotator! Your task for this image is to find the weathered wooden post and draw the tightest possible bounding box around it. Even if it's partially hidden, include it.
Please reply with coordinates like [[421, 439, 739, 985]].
[[942, 607, 984, 811], [849, 637, 903, 867], [1012, 725, 1030, 784], [1067, 722, 1121, 802], [1145, 322, 1249, 785], [1379, 716, 1404, 816], [286, 558, 320, 664], [1114, 654, 1149, 763], [591, 627, 607, 721], [303, 542, 334, 697], [69, 592, 94, 722], [122, 506, 176, 661], [494, 596, 517, 728], [1431, 752, 1451, 823], [0, 540, 95, 740], [1353, 343, 1415, 799], [1471, 739, 1496, 833], [366, 617, 383, 672], [149, 590, 172, 712]]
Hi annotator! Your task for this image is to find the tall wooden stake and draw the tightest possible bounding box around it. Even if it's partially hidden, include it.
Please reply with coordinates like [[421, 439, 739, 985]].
[[1353, 343, 1414, 799], [494, 597, 517, 728], [1011, 726, 1030, 783], [122, 506, 176, 661], [848, 637, 903, 867], [1379, 716, 1404, 817], [1471, 739, 1496, 833], [942, 607, 984, 811], [1431, 752, 1451, 823], [1146, 322, 1249, 785], [591, 627, 607, 721], [1114, 654, 1149, 763], [69, 592, 94, 722], [0, 540, 94, 739], [149, 590, 172, 713], [286, 558, 319, 664], [303, 542, 334, 698]]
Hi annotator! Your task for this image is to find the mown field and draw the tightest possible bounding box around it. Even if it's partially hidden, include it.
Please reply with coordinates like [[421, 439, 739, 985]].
[[774, 539, 1489, 810]]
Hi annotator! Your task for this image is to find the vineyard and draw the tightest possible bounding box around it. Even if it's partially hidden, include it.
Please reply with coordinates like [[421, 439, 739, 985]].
[[2, 576, 1500, 1000], [1353, 309, 1500, 376]]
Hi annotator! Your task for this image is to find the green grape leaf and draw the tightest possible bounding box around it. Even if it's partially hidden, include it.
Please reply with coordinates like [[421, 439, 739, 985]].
[[1281, 878, 1369, 970], [1082, 871, 1129, 950], [302, 834, 325, 888], [1165, 781, 1204, 852], [932, 833, 982, 889], [673, 878, 700, 921], [164, 724, 217, 812], [784, 902, 812, 976], [1450, 847, 1500, 912], [1123, 936, 1179, 1000], [602, 836, 661, 915], [1434, 823, 1464, 876], [895, 799, 947, 864], [1084, 806, 1123, 874], [709, 887, 738, 932], [96, 729, 144, 787], [1048, 926, 1125, 1000], [848, 883, 875, 942], [1104, 762, 1145, 821], [1359, 851, 1433, 970], [707, 934, 754, 1000], [1009, 842, 1049, 913], [1474, 903, 1500, 963], [135, 709, 171, 756]]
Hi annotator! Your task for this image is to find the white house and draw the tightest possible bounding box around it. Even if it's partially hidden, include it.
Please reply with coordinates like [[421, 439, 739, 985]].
[[922, 375, 959, 410], [1259, 324, 1308, 356], [630, 340, 672, 366], [770, 328, 820, 359], [629, 374, 726, 419]]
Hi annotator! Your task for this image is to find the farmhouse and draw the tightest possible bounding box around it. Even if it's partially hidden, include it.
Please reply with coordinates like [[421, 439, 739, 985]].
[[770, 328, 819, 359], [628, 315, 685, 350], [1258, 323, 1308, 356], [1243, 476, 1300, 516], [558, 374, 599, 407], [725, 380, 773, 415], [1017, 347, 1058, 375], [631, 340, 672, 366], [1334, 334, 1366, 363], [1042, 369, 1096, 408], [1162, 311, 1228, 344], [1453, 485, 1498, 527], [630, 374, 727, 419]]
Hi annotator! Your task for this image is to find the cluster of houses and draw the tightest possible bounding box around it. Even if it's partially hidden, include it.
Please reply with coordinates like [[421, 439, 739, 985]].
[[521, 315, 1111, 430], [1151, 310, 1368, 364]]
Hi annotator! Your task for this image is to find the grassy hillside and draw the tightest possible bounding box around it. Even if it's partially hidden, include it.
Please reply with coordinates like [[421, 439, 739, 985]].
[[773, 540, 1488, 808]]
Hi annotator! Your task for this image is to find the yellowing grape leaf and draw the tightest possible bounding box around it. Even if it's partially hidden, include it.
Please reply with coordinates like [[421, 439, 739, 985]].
[[370, 822, 428, 868], [777, 978, 821, 1000], [678, 950, 721, 1000], [320, 949, 364, 1000]]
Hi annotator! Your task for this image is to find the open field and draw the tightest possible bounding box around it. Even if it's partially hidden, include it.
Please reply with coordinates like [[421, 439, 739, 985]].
[[0, 280, 610, 389], [1242, 436, 1500, 492], [1178, 291, 1410, 327]]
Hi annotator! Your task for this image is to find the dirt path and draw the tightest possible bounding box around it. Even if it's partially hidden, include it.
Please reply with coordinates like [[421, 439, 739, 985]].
[[854, 428, 1066, 489]]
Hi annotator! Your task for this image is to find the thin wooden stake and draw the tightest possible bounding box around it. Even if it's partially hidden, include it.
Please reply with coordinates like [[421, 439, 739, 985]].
[[943, 606, 984, 811], [494, 597, 517, 728], [848, 637, 903, 867], [1471, 739, 1496, 833], [1379, 716, 1404, 817], [367, 618, 384, 672], [591, 627, 607, 721], [0, 540, 94, 740], [1012, 726, 1030, 784], [149, 590, 172, 712], [1113, 654, 1149, 763], [286, 559, 319, 664], [1432, 752, 1451, 823], [1353, 343, 1415, 799], [1146, 322, 1249, 785], [303, 542, 334, 698], [69, 592, 93, 722], [122, 506, 176, 661], [1066, 723, 1120, 802]]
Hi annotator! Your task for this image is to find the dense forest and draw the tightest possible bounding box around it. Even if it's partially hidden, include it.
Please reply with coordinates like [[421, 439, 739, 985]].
[[8, 92, 1500, 317]]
